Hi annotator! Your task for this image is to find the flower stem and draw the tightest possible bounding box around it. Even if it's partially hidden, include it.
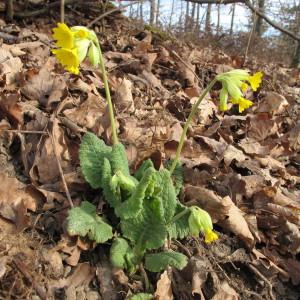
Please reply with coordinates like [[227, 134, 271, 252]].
[[171, 208, 190, 224], [169, 79, 217, 175], [97, 42, 118, 145]]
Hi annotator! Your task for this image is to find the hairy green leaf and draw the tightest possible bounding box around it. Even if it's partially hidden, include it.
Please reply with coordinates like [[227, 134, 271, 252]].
[[165, 160, 183, 196], [134, 159, 154, 181], [115, 167, 157, 219], [126, 293, 153, 300], [156, 169, 177, 224], [110, 143, 130, 176], [79, 132, 111, 188], [144, 250, 188, 272], [101, 157, 121, 208], [168, 203, 191, 239], [121, 196, 167, 251], [67, 201, 113, 243], [110, 237, 131, 269]]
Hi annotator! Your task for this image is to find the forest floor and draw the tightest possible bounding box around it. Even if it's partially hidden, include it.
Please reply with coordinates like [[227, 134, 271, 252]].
[[0, 7, 300, 300]]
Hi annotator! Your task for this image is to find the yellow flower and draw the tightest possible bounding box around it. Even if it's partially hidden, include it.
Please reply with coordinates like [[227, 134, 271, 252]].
[[52, 48, 79, 74], [247, 71, 263, 91], [52, 23, 101, 74], [204, 229, 219, 244], [216, 69, 263, 113], [188, 206, 218, 243], [52, 23, 74, 49], [231, 97, 253, 113]]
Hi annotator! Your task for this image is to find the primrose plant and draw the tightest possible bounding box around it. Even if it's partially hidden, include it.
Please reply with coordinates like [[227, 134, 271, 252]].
[[52, 23, 262, 274]]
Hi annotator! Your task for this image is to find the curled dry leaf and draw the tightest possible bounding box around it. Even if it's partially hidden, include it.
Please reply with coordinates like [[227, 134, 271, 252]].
[[154, 270, 173, 300], [20, 68, 67, 109], [211, 282, 238, 300], [63, 93, 106, 130], [0, 47, 23, 84], [185, 185, 255, 247], [256, 92, 289, 115], [114, 77, 135, 113]]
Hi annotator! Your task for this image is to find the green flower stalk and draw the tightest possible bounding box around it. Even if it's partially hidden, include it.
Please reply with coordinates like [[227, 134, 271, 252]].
[[52, 23, 118, 144]]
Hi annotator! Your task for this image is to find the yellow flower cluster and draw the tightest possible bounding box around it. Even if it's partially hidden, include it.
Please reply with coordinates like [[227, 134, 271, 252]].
[[52, 23, 100, 74], [188, 206, 218, 244], [216, 70, 263, 113]]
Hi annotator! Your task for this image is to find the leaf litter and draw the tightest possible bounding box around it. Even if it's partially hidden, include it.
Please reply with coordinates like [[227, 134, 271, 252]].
[[0, 10, 299, 300]]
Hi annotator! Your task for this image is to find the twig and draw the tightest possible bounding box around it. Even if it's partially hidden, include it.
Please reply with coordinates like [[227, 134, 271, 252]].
[[248, 264, 275, 300], [47, 129, 73, 208], [13, 257, 47, 300], [87, 1, 143, 28], [243, 10, 257, 65], [1, 129, 48, 134], [60, 0, 65, 23]]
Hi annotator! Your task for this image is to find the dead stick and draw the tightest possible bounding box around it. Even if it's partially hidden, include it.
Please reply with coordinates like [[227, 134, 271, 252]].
[[13, 258, 47, 300], [48, 129, 73, 208]]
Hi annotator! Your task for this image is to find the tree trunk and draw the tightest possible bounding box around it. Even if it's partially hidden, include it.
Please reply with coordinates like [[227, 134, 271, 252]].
[[155, 0, 160, 25], [191, 3, 196, 29], [291, 7, 300, 68], [230, 3, 236, 35], [217, 4, 221, 35], [150, 0, 156, 25], [140, 3, 143, 22], [196, 3, 200, 33], [5, 0, 14, 21], [185, 1, 190, 31], [205, 3, 212, 33], [255, 0, 265, 36], [169, 0, 175, 29]]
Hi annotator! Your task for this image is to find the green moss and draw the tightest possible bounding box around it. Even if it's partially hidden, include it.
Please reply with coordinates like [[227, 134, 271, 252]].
[[144, 25, 174, 42]]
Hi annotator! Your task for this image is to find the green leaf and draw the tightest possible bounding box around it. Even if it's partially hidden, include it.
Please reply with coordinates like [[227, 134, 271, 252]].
[[79, 133, 111, 189], [156, 169, 177, 224], [126, 293, 153, 300], [67, 201, 113, 243], [134, 159, 154, 181], [121, 196, 167, 251], [110, 237, 130, 269], [115, 167, 157, 219], [101, 157, 121, 208], [168, 203, 191, 239], [165, 160, 183, 196], [110, 143, 130, 176], [145, 250, 188, 272]]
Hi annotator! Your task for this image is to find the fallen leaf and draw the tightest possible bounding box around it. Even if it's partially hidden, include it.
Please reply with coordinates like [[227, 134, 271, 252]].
[[114, 77, 135, 113], [211, 282, 238, 300], [256, 92, 289, 115], [154, 270, 173, 300]]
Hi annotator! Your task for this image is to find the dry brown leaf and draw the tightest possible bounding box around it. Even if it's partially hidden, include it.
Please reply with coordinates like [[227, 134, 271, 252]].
[[63, 93, 106, 130], [256, 92, 289, 115], [211, 282, 239, 300], [0, 47, 23, 84], [247, 113, 278, 142], [154, 270, 173, 300], [20, 68, 67, 108], [114, 77, 135, 113], [0, 92, 23, 126], [239, 138, 270, 156]]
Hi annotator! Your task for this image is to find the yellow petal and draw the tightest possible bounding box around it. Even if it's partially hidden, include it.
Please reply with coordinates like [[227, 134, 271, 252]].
[[52, 48, 79, 74], [247, 71, 263, 91], [238, 97, 253, 113], [204, 229, 218, 244], [241, 82, 248, 93], [52, 23, 74, 49]]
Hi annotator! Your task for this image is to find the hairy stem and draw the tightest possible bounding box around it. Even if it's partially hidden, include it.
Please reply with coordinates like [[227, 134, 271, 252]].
[[96, 42, 118, 144], [169, 79, 217, 174], [171, 208, 190, 224]]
